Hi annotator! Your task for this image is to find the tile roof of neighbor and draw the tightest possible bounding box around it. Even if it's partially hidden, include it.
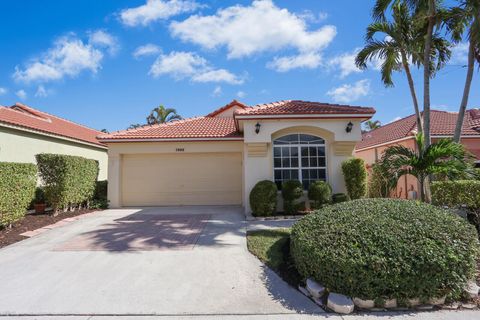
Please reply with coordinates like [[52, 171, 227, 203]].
[[0, 103, 106, 147], [100, 100, 375, 141], [356, 109, 480, 150]]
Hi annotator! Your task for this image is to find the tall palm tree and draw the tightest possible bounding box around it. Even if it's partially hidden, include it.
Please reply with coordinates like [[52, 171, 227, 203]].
[[381, 133, 475, 201], [146, 105, 182, 125], [363, 120, 382, 131], [446, 1, 480, 142], [128, 123, 142, 129]]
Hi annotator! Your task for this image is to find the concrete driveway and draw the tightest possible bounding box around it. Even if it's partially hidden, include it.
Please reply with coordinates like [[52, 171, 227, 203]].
[[0, 206, 319, 317]]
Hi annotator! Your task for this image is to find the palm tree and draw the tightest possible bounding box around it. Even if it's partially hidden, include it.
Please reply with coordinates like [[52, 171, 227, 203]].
[[146, 105, 182, 125], [363, 120, 382, 131], [446, 1, 480, 142], [381, 133, 475, 201], [128, 123, 143, 129]]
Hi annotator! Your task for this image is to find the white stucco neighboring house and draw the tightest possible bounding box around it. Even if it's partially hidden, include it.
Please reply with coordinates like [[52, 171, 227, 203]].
[[0, 103, 108, 180], [98, 100, 375, 214]]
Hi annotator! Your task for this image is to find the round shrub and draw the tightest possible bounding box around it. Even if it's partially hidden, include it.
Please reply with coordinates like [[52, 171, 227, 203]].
[[249, 180, 278, 217], [291, 199, 479, 300], [332, 193, 348, 203], [282, 180, 303, 214], [308, 181, 332, 209]]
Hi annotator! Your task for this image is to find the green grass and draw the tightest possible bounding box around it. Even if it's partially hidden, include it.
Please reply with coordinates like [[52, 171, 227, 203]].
[[246, 228, 301, 286]]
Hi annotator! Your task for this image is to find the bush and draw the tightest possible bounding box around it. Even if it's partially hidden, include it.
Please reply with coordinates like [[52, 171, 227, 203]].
[[0, 162, 37, 227], [34, 187, 46, 204], [282, 180, 303, 215], [368, 163, 396, 198], [332, 193, 348, 203], [249, 180, 278, 216], [341, 158, 367, 200], [308, 181, 332, 209], [36, 154, 99, 212], [291, 199, 479, 300], [91, 180, 109, 209], [431, 180, 480, 210]]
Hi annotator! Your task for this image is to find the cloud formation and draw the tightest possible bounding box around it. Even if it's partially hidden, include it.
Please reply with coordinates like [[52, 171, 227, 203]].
[[15, 89, 27, 100], [133, 44, 162, 59], [326, 79, 371, 103]]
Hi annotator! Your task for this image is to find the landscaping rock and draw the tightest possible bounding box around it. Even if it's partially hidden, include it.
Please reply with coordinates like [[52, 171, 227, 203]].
[[461, 303, 477, 309], [442, 302, 460, 310], [313, 297, 325, 307], [408, 298, 421, 307], [298, 285, 311, 297], [428, 296, 446, 306], [327, 293, 354, 314], [353, 297, 374, 309], [306, 278, 325, 298], [384, 299, 397, 309], [416, 304, 434, 311], [465, 280, 480, 299]]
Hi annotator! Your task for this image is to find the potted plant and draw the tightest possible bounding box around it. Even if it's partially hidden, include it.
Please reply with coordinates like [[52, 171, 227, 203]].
[[33, 187, 47, 214]]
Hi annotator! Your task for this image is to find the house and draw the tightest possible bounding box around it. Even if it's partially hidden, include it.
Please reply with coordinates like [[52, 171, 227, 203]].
[[98, 100, 375, 214], [0, 103, 108, 180], [354, 109, 480, 199]]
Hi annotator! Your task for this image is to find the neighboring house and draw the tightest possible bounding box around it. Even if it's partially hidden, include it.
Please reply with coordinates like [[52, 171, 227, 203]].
[[99, 100, 375, 214], [355, 109, 480, 199], [0, 103, 108, 180]]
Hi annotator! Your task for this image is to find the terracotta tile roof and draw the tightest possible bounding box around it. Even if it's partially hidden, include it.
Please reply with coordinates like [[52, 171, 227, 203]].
[[98, 117, 242, 140], [235, 100, 375, 116], [0, 103, 105, 147], [205, 100, 248, 117], [356, 109, 480, 150]]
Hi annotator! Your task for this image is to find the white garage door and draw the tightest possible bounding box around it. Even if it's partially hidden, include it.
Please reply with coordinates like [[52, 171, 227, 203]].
[[121, 153, 242, 206]]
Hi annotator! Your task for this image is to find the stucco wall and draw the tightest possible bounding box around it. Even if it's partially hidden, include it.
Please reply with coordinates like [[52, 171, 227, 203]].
[[0, 126, 108, 180]]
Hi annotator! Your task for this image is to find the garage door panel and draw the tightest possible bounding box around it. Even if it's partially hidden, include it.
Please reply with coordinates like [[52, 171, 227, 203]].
[[121, 153, 242, 206]]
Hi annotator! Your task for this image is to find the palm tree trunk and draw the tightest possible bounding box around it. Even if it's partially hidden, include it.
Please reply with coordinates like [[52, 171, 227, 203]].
[[453, 42, 475, 142], [419, 176, 425, 202], [423, 0, 436, 149], [401, 51, 423, 134]]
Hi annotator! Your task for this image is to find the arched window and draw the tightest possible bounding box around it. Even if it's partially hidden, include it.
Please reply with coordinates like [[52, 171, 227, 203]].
[[273, 134, 326, 190]]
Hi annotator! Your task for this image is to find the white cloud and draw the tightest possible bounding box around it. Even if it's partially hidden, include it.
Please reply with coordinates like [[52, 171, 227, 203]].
[[13, 32, 115, 83], [35, 85, 48, 98], [120, 0, 200, 27], [149, 51, 244, 84], [450, 42, 469, 65], [387, 116, 402, 124], [267, 52, 322, 72], [133, 44, 161, 59], [170, 0, 336, 59], [326, 79, 371, 103], [88, 30, 119, 55], [298, 10, 328, 23], [212, 86, 222, 97], [328, 48, 382, 78], [237, 91, 246, 98], [15, 89, 27, 100], [0, 87, 7, 95]]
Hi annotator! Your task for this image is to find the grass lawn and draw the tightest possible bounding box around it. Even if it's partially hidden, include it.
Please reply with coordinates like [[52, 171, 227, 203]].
[[246, 228, 302, 287]]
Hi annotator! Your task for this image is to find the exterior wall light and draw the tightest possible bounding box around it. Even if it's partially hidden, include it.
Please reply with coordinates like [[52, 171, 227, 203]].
[[255, 122, 261, 134], [346, 122, 353, 133]]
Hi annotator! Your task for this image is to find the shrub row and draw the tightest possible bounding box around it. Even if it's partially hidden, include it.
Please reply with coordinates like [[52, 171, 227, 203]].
[[341, 158, 368, 200], [36, 154, 99, 213], [431, 180, 480, 210], [291, 198, 479, 300], [0, 162, 37, 227]]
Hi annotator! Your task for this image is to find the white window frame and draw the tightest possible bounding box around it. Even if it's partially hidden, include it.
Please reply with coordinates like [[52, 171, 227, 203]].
[[272, 134, 328, 189]]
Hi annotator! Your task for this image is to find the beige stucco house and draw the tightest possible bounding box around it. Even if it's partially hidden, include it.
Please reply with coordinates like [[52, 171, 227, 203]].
[[99, 100, 375, 214], [0, 103, 108, 180]]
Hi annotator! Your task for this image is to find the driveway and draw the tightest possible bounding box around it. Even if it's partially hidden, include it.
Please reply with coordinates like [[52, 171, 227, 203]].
[[0, 206, 319, 317]]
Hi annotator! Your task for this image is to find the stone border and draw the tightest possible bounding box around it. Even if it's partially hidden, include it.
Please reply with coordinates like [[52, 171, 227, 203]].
[[246, 215, 305, 221]]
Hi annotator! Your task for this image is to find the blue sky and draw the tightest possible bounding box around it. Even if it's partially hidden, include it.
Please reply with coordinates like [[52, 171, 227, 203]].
[[0, 0, 478, 132]]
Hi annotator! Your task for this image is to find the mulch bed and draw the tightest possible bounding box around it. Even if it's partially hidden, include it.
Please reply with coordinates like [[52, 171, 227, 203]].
[[0, 209, 96, 249]]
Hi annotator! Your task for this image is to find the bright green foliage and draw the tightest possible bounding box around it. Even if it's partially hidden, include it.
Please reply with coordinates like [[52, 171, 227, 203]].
[[341, 158, 368, 200], [308, 181, 332, 209], [34, 187, 46, 204], [282, 180, 303, 215], [35, 154, 99, 212], [431, 180, 480, 210], [291, 199, 479, 300], [332, 193, 348, 203], [0, 162, 37, 227], [368, 163, 396, 198], [249, 180, 278, 217]]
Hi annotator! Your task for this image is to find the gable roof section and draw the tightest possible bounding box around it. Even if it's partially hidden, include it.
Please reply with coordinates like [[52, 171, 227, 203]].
[[356, 109, 480, 151], [206, 100, 248, 117], [0, 103, 106, 148], [235, 100, 375, 118]]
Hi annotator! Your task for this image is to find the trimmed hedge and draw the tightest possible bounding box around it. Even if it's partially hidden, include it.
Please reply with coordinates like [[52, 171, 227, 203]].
[[0, 162, 37, 227], [308, 181, 332, 209], [91, 180, 108, 209], [341, 158, 367, 200], [36, 154, 99, 212], [291, 199, 479, 300], [250, 180, 277, 216], [431, 180, 480, 210], [282, 180, 303, 215], [332, 193, 348, 203]]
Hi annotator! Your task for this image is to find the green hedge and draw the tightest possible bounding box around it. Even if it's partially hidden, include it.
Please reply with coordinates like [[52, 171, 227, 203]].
[[0, 162, 37, 227], [341, 158, 367, 199], [282, 180, 303, 215], [36, 154, 99, 212], [431, 180, 480, 210], [308, 181, 332, 209], [291, 199, 479, 300], [249, 180, 277, 216]]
